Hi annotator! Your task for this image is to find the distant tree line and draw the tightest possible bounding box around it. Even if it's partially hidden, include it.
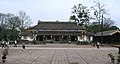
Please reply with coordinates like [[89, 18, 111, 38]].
[[70, 1, 119, 34], [0, 10, 31, 41]]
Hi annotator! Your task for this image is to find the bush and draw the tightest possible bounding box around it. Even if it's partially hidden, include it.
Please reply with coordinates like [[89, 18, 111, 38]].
[[108, 53, 115, 60], [32, 40, 36, 44], [32, 40, 46, 45], [76, 41, 90, 45], [117, 54, 120, 62], [46, 41, 53, 43]]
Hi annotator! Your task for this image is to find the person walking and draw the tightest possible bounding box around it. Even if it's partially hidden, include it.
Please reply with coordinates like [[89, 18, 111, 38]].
[[96, 42, 100, 49], [1, 40, 5, 48], [14, 40, 17, 47], [2, 48, 8, 62], [22, 43, 25, 51]]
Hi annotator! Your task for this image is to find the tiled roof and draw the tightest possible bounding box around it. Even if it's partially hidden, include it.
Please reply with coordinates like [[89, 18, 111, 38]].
[[94, 30, 120, 36], [29, 21, 85, 30]]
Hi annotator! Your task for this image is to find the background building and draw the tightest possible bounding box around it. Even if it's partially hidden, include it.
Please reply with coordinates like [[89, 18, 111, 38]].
[[93, 30, 120, 44], [21, 21, 93, 44]]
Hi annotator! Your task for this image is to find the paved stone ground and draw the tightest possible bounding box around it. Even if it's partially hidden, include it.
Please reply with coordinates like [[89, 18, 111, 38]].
[[0, 44, 119, 64]]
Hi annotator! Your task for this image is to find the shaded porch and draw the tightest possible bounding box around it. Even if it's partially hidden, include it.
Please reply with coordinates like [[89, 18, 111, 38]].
[[36, 35, 78, 44]]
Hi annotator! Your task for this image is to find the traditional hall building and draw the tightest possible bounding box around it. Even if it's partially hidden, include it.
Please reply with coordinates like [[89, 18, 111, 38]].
[[93, 30, 120, 44], [21, 21, 93, 44]]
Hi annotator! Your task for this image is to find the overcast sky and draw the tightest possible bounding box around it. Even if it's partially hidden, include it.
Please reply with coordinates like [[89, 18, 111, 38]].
[[0, 0, 120, 28]]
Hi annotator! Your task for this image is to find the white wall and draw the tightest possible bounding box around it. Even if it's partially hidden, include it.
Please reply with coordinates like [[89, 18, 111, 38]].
[[77, 35, 93, 42], [21, 36, 34, 41]]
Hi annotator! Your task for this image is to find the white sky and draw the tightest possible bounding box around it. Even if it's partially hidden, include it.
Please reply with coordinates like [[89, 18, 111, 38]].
[[0, 0, 120, 28]]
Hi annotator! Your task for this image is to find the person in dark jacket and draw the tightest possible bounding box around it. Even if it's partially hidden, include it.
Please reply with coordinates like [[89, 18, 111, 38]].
[[96, 42, 100, 49], [22, 43, 25, 51]]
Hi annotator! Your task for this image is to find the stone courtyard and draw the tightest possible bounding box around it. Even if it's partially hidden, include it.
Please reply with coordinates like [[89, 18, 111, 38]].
[[0, 44, 118, 64]]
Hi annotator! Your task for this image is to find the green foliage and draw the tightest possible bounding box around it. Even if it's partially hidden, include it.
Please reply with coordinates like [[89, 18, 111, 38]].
[[0, 29, 9, 40], [0, 11, 31, 41], [86, 25, 100, 34], [10, 29, 19, 40], [70, 15, 76, 20], [0, 29, 19, 41], [32, 39, 37, 44], [70, 3, 90, 26], [70, 2, 117, 34], [108, 53, 115, 60], [32, 41, 46, 45], [118, 54, 120, 62]]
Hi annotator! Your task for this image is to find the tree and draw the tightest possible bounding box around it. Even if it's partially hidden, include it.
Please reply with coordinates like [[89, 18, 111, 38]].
[[103, 18, 114, 27], [91, 1, 115, 32], [0, 11, 31, 41], [70, 4, 90, 26], [6, 13, 20, 30], [86, 24, 100, 34], [0, 13, 8, 29], [18, 10, 31, 32], [91, 1, 108, 24], [0, 29, 11, 40], [85, 1, 116, 34], [9, 29, 19, 40]]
